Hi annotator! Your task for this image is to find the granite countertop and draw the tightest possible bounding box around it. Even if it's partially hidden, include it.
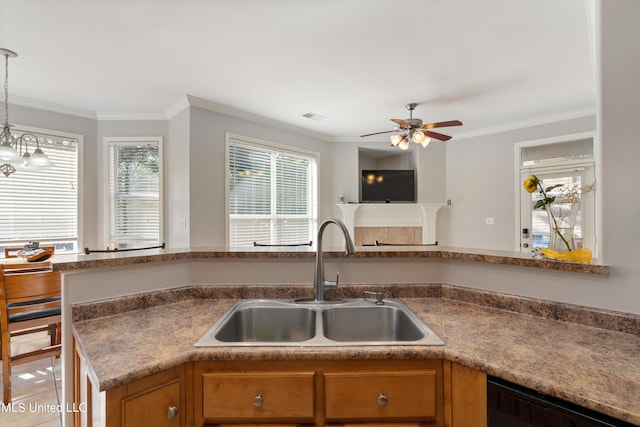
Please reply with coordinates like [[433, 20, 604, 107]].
[[72, 284, 639, 425], [49, 245, 609, 275]]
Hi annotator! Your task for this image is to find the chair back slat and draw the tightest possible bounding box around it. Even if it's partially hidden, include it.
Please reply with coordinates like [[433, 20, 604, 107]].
[[1, 271, 61, 304]]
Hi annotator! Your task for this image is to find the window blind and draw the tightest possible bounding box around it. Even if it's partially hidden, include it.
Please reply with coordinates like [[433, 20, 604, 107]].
[[0, 131, 78, 255], [106, 140, 161, 249], [227, 137, 317, 247]]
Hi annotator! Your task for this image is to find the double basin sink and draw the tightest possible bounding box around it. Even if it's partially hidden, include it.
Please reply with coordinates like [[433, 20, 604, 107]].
[[195, 298, 444, 347]]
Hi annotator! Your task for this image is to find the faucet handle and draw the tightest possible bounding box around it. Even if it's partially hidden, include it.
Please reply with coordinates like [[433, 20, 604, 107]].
[[364, 291, 385, 305]]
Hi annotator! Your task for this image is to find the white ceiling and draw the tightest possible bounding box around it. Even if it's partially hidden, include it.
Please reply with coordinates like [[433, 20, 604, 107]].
[[0, 0, 596, 142]]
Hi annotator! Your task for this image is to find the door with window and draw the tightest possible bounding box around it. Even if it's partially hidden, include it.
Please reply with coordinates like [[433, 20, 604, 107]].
[[105, 137, 162, 249], [518, 134, 596, 255]]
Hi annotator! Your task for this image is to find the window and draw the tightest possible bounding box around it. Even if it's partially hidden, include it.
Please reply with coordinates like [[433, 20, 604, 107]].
[[226, 134, 318, 247], [105, 137, 162, 249], [0, 126, 80, 256]]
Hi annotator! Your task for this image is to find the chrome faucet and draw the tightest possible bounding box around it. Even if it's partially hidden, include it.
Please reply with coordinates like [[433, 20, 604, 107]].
[[314, 218, 356, 302]]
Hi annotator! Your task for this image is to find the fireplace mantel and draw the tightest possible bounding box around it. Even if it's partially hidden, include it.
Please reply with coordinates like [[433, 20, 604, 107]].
[[337, 203, 443, 244]]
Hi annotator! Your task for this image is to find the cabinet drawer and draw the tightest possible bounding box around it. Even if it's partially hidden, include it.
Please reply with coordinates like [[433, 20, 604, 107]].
[[324, 370, 436, 420], [202, 372, 315, 420]]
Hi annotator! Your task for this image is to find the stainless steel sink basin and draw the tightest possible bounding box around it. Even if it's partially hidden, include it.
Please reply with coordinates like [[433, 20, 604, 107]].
[[213, 302, 316, 343], [322, 305, 425, 342], [195, 298, 444, 347]]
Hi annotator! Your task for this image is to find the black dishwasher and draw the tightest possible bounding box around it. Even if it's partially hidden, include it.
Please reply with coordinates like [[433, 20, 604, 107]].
[[488, 376, 638, 427]]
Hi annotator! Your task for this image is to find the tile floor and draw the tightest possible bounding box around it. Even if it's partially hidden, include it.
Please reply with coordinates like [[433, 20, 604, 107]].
[[0, 332, 63, 427]]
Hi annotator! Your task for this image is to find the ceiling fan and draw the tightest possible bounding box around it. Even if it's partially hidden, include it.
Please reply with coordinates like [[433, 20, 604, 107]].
[[360, 103, 462, 150]]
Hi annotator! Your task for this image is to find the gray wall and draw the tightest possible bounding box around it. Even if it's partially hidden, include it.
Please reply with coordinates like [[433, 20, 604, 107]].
[[441, 115, 597, 250]]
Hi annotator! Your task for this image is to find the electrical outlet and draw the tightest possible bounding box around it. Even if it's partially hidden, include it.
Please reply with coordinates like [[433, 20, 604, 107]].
[[485, 217, 495, 225]]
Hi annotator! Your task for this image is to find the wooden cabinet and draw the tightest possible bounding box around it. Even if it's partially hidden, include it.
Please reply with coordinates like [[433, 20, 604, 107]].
[[193, 359, 444, 427], [105, 366, 189, 427], [74, 343, 487, 427], [72, 340, 190, 427]]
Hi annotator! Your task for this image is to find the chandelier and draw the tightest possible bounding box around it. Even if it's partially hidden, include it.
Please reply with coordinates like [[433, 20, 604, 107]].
[[0, 48, 54, 177]]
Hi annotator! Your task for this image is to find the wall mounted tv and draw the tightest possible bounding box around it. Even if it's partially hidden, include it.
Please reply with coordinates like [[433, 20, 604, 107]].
[[360, 169, 416, 203]]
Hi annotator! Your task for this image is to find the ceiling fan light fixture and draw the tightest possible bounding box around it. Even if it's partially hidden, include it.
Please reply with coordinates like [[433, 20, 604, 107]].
[[419, 137, 432, 148], [398, 138, 410, 150], [390, 134, 404, 146]]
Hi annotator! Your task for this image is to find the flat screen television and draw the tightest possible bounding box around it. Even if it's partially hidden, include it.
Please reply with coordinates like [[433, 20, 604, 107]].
[[360, 169, 416, 203]]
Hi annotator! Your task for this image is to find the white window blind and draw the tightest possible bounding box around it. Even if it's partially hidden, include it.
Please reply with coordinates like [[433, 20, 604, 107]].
[[106, 138, 161, 249], [0, 129, 79, 255], [227, 136, 317, 247]]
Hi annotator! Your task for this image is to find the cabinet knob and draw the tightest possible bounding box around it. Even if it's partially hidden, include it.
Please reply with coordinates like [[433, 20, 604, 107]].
[[167, 406, 178, 419], [253, 394, 264, 407], [377, 393, 388, 406]]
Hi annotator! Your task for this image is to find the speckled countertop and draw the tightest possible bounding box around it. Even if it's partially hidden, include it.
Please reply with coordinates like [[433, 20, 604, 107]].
[[50, 245, 609, 275], [72, 284, 639, 425]]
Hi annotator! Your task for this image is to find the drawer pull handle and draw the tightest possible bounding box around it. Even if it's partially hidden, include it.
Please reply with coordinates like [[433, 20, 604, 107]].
[[253, 394, 264, 407], [167, 406, 178, 419], [377, 393, 388, 406]]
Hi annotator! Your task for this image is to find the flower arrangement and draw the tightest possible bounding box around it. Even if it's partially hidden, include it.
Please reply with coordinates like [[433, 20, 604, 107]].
[[523, 175, 595, 259], [523, 175, 573, 251]]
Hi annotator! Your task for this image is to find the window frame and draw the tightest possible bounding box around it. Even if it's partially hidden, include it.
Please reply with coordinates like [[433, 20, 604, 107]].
[[0, 124, 83, 256], [103, 136, 163, 249], [225, 132, 319, 247]]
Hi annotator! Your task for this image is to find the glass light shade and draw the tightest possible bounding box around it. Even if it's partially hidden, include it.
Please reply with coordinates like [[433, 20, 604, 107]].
[[398, 139, 410, 150], [25, 148, 54, 168], [412, 131, 426, 144], [390, 134, 403, 146], [419, 137, 432, 148], [0, 142, 20, 162]]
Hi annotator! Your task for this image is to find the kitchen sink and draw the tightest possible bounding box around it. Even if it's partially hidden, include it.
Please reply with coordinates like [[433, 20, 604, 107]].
[[195, 298, 444, 347]]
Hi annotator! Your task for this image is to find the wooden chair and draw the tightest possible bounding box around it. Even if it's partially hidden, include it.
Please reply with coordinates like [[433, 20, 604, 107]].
[[0, 262, 62, 404]]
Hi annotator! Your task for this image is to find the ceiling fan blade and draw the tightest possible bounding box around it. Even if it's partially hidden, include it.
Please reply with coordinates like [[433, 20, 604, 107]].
[[423, 130, 453, 141], [360, 130, 395, 137], [422, 120, 463, 129], [391, 118, 410, 128]]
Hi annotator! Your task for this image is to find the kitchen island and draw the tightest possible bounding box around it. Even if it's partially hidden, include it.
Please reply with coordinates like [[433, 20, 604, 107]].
[[72, 281, 640, 426]]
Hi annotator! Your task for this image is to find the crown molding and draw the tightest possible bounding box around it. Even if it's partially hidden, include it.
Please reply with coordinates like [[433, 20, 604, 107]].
[[4, 93, 97, 120], [183, 95, 332, 142], [450, 108, 597, 141], [96, 112, 168, 121]]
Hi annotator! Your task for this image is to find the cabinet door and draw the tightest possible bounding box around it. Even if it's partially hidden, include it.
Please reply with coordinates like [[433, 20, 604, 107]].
[[324, 370, 437, 421], [106, 367, 186, 427], [444, 361, 487, 427], [122, 379, 182, 427]]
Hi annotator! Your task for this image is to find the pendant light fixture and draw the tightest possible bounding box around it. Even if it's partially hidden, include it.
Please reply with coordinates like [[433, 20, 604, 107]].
[[0, 48, 54, 177]]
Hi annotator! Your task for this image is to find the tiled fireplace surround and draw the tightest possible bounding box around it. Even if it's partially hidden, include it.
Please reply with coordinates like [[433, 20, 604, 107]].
[[337, 203, 443, 246]]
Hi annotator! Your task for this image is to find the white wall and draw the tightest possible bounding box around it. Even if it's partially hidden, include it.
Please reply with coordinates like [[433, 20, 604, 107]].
[[596, 0, 640, 314], [167, 108, 191, 248]]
